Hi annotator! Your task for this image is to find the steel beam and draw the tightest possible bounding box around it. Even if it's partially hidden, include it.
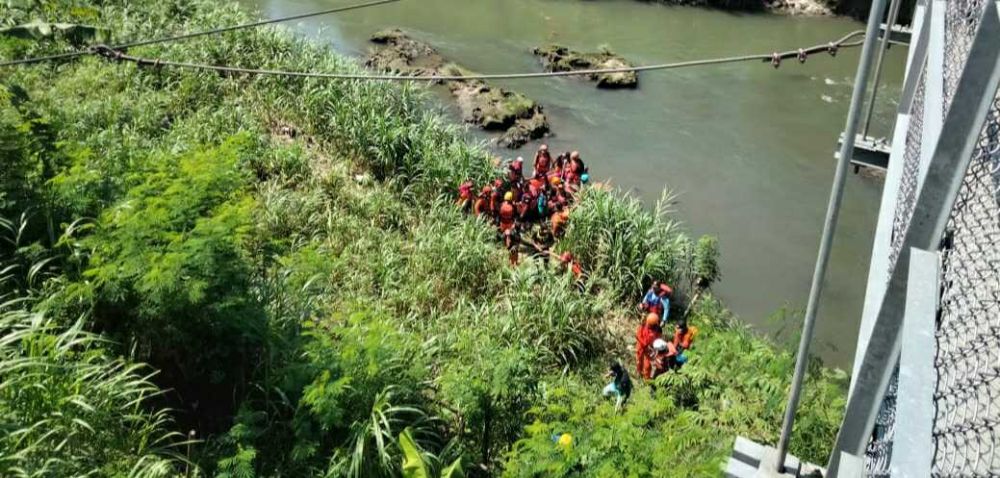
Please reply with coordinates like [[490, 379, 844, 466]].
[[889, 248, 938, 477], [773, 0, 891, 467], [862, 0, 905, 137], [851, 0, 932, 392], [836, 452, 864, 478], [920, 0, 946, 180], [827, 2, 1000, 474], [879, 23, 913, 46]]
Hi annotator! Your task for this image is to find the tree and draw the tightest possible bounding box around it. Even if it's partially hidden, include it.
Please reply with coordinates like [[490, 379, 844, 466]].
[[67, 135, 265, 430]]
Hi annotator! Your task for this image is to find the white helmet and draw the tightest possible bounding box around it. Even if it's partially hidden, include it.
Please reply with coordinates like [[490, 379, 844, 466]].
[[653, 339, 668, 351]]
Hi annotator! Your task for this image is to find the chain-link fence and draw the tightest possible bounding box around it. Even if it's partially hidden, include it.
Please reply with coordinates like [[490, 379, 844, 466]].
[[931, 81, 999, 478], [864, 367, 898, 476], [862, 23, 931, 478], [861, 0, 1000, 475], [931, 0, 998, 474]]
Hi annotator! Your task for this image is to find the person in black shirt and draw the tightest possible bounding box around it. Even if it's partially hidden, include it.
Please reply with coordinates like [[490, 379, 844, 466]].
[[602, 361, 632, 411]]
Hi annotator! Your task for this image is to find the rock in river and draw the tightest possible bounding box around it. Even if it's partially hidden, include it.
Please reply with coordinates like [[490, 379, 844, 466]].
[[531, 45, 638, 89], [367, 29, 549, 149]]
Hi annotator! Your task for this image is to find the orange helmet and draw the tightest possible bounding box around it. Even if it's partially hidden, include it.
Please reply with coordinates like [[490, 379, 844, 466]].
[[645, 313, 659, 326], [549, 176, 562, 186]]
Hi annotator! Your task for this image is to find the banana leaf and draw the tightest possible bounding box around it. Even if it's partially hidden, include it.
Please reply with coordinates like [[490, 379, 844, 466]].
[[399, 427, 429, 478], [441, 458, 464, 478]]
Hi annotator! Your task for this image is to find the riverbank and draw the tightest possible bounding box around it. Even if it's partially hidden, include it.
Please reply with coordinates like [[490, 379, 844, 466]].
[[634, 0, 833, 15], [1, 0, 846, 476], [246, 0, 891, 368]]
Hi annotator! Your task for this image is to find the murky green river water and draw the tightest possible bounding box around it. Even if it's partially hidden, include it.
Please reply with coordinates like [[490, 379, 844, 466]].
[[244, 0, 908, 368]]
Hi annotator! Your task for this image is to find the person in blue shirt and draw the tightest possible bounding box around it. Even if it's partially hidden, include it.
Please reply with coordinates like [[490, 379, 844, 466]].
[[639, 280, 672, 325]]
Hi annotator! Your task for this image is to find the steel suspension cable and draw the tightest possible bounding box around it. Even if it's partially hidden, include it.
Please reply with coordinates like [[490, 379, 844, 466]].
[[0, 0, 401, 67], [93, 30, 866, 81]]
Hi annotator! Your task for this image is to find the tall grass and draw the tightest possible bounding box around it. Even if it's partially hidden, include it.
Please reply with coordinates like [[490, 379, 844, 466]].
[[0, 308, 184, 477], [561, 187, 690, 300]]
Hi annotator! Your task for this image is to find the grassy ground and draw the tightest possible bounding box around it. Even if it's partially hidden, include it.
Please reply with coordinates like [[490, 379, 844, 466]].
[[0, 0, 846, 476]]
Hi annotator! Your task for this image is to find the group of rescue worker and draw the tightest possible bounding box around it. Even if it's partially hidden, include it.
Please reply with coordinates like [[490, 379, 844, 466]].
[[634, 280, 697, 380], [604, 280, 699, 410], [455, 146, 697, 413], [456, 144, 590, 271]]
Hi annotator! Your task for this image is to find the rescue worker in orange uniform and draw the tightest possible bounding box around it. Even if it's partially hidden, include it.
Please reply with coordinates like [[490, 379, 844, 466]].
[[672, 321, 698, 352], [503, 227, 520, 266], [649, 338, 678, 379], [635, 313, 662, 380], [498, 191, 517, 233], [551, 203, 570, 238], [489, 179, 504, 217], [473, 185, 491, 217], [529, 172, 546, 193], [552, 152, 568, 181], [534, 144, 552, 177], [566, 151, 586, 187], [457, 181, 474, 213], [518, 188, 535, 222], [509, 157, 525, 184], [548, 176, 569, 210], [559, 251, 583, 280]]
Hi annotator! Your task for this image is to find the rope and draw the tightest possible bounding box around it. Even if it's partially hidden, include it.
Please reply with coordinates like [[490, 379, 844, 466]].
[[0, 0, 401, 68], [92, 30, 866, 81], [0, 50, 91, 67]]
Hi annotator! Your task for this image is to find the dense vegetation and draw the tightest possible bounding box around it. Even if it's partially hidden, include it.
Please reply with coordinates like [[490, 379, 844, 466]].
[[0, 0, 846, 476]]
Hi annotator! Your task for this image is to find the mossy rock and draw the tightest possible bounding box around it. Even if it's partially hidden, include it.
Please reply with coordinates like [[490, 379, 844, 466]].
[[367, 29, 549, 148], [366, 28, 446, 75], [532, 44, 638, 89], [499, 113, 550, 149], [453, 83, 543, 131]]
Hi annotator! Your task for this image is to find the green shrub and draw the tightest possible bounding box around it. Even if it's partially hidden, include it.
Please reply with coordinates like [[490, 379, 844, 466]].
[[692, 235, 721, 289], [64, 136, 266, 425]]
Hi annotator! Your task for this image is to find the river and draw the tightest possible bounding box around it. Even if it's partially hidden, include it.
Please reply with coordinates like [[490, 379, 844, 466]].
[[243, 0, 908, 369]]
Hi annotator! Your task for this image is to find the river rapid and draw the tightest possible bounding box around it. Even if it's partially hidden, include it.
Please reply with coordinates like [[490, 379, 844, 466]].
[[244, 0, 908, 369]]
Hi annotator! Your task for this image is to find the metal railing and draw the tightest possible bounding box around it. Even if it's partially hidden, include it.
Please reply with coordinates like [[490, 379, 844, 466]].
[[829, 0, 1000, 475]]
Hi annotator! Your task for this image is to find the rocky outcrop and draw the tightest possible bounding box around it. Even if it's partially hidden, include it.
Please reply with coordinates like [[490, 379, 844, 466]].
[[765, 0, 833, 16], [621, 0, 833, 15], [367, 29, 548, 149], [532, 45, 638, 89]]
